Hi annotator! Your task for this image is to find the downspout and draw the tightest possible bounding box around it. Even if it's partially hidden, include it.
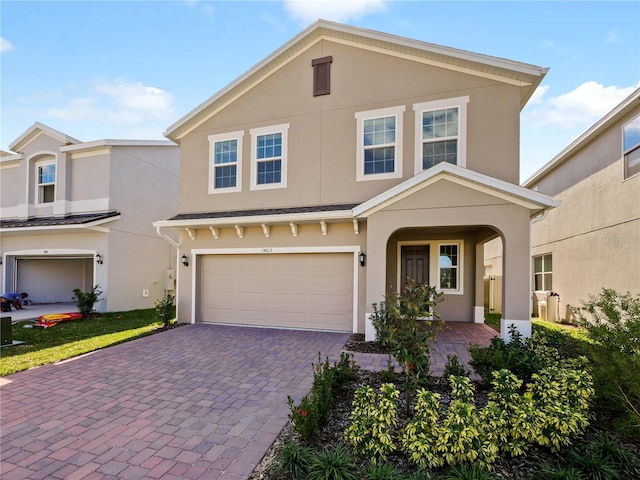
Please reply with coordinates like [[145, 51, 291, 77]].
[[155, 226, 180, 249]]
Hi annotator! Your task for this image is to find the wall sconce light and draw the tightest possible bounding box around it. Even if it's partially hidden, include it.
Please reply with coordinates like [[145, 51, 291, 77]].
[[181, 254, 189, 267], [359, 252, 366, 267], [96, 254, 103, 265]]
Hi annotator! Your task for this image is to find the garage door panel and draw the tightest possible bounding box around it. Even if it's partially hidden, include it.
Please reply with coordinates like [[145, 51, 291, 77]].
[[199, 253, 353, 331]]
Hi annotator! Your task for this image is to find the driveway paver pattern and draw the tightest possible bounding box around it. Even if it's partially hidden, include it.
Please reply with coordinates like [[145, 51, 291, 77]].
[[0, 324, 350, 479]]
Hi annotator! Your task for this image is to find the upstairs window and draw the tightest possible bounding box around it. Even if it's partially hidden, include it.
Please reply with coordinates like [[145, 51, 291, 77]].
[[312, 56, 332, 96], [37, 162, 56, 204], [414, 96, 469, 174], [533, 253, 552, 291], [355, 105, 405, 181], [209, 131, 243, 194], [623, 114, 640, 179], [250, 124, 289, 190]]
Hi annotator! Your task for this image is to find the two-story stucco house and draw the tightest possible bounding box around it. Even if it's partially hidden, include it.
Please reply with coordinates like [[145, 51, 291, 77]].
[[154, 20, 556, 340], [524, 88, 640, 322], [0, 122, 180, 312]]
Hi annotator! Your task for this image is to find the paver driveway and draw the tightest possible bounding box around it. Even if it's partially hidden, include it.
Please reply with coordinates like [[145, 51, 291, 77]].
[[0, 324, 350, 479]]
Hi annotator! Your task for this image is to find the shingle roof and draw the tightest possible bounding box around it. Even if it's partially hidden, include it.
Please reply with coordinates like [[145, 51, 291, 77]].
[[1, 211, 120, 228], [167, 204, 359, 221]]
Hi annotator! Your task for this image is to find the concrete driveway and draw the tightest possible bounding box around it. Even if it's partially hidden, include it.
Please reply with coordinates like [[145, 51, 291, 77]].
[[0, 324, 350, 479]]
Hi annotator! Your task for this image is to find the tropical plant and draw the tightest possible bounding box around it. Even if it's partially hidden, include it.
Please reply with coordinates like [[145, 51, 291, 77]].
[[72, 285, 103, 318], [154, 293, 175, 329], [275, 441, 313, 480], [307, 443, 359, 480]]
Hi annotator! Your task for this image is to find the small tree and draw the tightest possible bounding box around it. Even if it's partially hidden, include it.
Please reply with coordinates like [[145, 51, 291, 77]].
[[370, 279, 443, 413], [154, 293, 175, 329], [72, 285, 103, 318]]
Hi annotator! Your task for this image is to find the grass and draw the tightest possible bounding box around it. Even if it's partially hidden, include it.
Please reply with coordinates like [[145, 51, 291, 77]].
[[0, 309, 172, 376]]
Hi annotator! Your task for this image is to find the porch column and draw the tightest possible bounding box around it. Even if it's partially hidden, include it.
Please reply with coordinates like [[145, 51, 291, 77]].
[[501, 221, 532, 339], [364, 217, 389, 341], [474, 242, 485, 323]]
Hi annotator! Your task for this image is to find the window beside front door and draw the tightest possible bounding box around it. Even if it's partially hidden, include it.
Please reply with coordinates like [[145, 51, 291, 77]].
[[208, 131, 243, 194], [438, 243, 460, 292], [623, 113, 640, 180], [36, 161, 56, 204], [355, 105, 405, 181], [533, 254, 552, 291], [413, 96, 469, 174]]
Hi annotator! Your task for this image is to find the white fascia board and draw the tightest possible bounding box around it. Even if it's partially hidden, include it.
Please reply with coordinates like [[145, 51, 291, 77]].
[[353, 163, 558, 218], [523, 87, 640, 187], [0, 153, 23, 164], [153, 209, 354, 229], [9, 122, 81, 152], [60, 139, 176, 153]]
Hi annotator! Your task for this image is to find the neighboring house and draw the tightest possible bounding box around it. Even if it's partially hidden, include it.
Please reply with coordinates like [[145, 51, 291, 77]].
[[154, 20, 556, 341], [0, 122, 180, 312], [523, 88, 640, 323]]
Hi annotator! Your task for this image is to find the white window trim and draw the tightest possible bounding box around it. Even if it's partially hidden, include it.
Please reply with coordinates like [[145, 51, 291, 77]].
[[437, 241, 464, 295], [533, 253, 552, 292], [250, 124, 289, 191], [622, 113, 640, 181], [208, 131, 244, 194], [413, 96, 469, 175], [35, 158, 57, 205], [355, 105, 405, 182]]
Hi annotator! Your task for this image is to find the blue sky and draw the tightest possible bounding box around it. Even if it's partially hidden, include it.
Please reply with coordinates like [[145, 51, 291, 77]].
[[1, 0, 638, 181]]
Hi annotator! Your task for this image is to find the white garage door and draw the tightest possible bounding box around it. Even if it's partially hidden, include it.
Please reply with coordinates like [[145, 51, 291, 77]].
[[199, 253, 354, 331], [17, 258, 93, 304]]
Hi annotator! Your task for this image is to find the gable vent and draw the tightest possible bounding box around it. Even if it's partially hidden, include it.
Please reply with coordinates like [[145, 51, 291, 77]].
[[312, 56, 332, 97]]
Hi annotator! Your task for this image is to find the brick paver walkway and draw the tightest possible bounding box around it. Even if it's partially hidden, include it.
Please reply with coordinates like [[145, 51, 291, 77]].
[[0, 321, 496, 479]]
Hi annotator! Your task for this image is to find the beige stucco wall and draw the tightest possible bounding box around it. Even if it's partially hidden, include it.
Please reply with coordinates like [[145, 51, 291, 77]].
[[177, 39, 522, 216], [530, 107, 640, 320]]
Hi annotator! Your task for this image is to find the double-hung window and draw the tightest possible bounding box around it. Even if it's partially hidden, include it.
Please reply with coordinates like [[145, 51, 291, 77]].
[[438, 242, 462, 293], [413, 96, 468, 174], [250, 124, 288, 190], [209, 131, 243, 194], [355, 106, 404, 181], [533, 254, 552, 291], [623, 114, 640, 179], [36, 161, 56, 204]]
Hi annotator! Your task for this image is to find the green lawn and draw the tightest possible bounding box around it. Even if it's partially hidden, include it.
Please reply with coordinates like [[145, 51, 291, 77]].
[[0, 309, 174, 376]]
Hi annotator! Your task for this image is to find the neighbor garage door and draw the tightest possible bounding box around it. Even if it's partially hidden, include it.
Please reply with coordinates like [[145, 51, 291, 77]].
[[199, 253, 354, 331], [17, 258, 93, 304]]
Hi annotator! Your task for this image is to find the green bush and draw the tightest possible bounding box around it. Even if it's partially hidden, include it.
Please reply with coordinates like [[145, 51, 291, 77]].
[[345, 383, 399, 463], [154, 293, 175, 329], [444, 355, 469, 378], [436, 464, 500, 480], [307, 443, 359, 480], [287, 394, 319, 441], [572, 288, 640, 436], [72, 285, 103, 318], [364, 462, 407, 480]]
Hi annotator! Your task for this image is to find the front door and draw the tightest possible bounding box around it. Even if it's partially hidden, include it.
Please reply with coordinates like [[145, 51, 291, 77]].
[[400, 245, 429, 289]]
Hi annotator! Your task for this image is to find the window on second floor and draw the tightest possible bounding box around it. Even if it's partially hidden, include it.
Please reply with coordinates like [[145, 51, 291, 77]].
[[355, 105, 405, 182], [623, 113, 640, 180], [36, 161, 56, 204], [209, 131, 243, 194], [250, 124, 289, 190], [413, 96, 469, 174], [533, 253, 552, 291]]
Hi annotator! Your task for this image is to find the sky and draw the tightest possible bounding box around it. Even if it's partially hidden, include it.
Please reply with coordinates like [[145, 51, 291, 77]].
[[1, 0, 638, 182]]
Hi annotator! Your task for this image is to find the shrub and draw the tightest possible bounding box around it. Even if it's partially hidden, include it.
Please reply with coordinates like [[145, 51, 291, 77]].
[[572, 288, 640, 436], [275, 441, 313, 480], [401, 388, 445, 469], [364, 462, 407, 480], [345, 383, 399, 463], [468, 325, 559, 387], [288, 394, 319, 441], [307, 443, 359, 480], [443, 355, 469, 378], [535, 464, 587, 480], [72, 285, 103, 318], [436, 464, 501, 480], [154, 293, 175, 329], [371, 279, 443, 413], [566, 449, 618, 480]]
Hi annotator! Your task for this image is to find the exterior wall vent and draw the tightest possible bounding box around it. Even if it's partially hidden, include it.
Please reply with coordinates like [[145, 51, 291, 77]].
[[312, 56, 332, 96]]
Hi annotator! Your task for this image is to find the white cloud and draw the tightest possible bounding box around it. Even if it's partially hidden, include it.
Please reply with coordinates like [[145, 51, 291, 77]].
[[523, 81, 638, 130], [284, 0, 387, 23], [41, 79, 174, 138], [0, 37, 14, 53]]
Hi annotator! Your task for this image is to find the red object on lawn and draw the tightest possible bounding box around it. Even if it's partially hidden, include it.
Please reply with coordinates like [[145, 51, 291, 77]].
[[34, 312, 83, 328]]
